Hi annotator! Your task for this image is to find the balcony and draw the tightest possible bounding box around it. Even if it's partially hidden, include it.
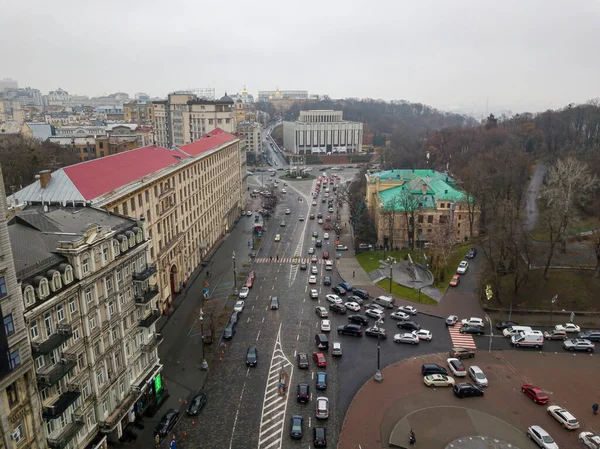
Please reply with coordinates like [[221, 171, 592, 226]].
[[42, 385, 81, 420], [141, 333, 163, 353], [160, 199, 177, 216], [98, 390, 140, 433], [135, 287, 159, 306], [138, 309, 160, 328], [132, 264, 157, 282], [37, 354, 77, 388], [158, 232, 183, 257], [158, 186, 175, 199], [47, 414, 84, 449], [32, 323, 73, 356]]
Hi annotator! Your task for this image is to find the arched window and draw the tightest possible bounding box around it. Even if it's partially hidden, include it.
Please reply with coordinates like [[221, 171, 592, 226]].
[[38, 278, 50, 298], [64, 265, 74, 284], [81, 253, 90, 274], [118, 235, 128, 252], [113, 239, 121, 257], [126, 231, 135, 247], [24, 285, 35, 307], [50, 271, 62, 292], [101, 244, 110, 265], [133, 227, 143, 243]]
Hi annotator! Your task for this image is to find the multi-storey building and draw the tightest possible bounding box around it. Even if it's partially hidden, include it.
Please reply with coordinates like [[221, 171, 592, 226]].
[[365, 169, 480, 248], [48, 136, 139, 162], [257, 88, 308, 102], [237, 121, 262, 165], [0, 166, 46, 449], [8, 204, 161, 448], [283, 110, 363, 155], [123, 101, 152, 124], [10, 129, 245, 313], [151, 93, 235, 148]]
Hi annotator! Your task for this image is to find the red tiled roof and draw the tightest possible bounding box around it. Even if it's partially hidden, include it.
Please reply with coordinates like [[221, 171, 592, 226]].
[[63, 145, 188, 200], [179, 128, 237, 156]]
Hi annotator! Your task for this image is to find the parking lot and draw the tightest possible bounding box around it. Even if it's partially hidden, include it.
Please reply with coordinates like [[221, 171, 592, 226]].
[[338, 350, 600, 448]]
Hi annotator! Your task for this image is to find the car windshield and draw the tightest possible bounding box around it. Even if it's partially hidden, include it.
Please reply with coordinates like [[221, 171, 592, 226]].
[[542, 435, 554, 443], [476, 373, 486, 379], [292, 421, 301, 431]]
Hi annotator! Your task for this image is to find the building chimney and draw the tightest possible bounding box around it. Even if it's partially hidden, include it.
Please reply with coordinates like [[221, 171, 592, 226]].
[[421, 183, 427, 195], [39, 170, 52, 189]]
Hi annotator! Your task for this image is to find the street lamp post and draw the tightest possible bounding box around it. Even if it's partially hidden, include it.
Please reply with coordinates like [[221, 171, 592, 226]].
[[418, 286, 424, 303], [484, 315, 493, 354], [374, 318, 383, 382], [232, 251, 237, 289], [200, 309, 208, 369]]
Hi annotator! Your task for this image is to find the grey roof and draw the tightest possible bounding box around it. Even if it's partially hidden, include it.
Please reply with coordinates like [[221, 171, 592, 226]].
[[8, 223, 63, 276], [9, 169, 86, 206], [27, 123, 55, 140]]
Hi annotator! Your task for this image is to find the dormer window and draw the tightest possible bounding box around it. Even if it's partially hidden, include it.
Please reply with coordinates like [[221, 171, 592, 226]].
[[50, 271, 62, 292], [82, 253, 90, 274], [102, 245, 110, 265], [126, 231, 135, 247], [113, 239, 121, 256], [63, 265, 74, 284], [24, 286, 35, 307], [133, 227, 143, 244], [38, 278, 50, 299]]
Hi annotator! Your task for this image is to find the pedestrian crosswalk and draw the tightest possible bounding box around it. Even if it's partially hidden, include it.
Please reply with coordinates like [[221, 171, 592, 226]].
[[255, 257, 332, 264], [447, 326, 477, 349]]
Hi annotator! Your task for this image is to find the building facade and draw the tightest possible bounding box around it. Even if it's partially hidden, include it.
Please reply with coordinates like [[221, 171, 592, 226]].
[[48, 136, 139, 162], [0, 167, 46, 449], [151, 93, 235, 148], [283, 110, 363, 155], [365, 169, 480, 249], [10, 129, 245, 314], [9, 205, 161, 449], [237, 121, 262, 165], [257, 89, 308, 102], [123, 102, 152, 124]]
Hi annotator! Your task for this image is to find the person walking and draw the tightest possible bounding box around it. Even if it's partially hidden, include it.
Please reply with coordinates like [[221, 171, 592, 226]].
[[409, 429, 416, 445], [352, 271, 355, 278], [593, 403, 598, 415]]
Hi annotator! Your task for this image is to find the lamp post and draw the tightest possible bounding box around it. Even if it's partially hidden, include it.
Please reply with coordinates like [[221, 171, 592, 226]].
[[388, 257, 397, 293], [484, 314, 493, 354], [418, 286, 425, 303], [200, 309, 208, 369], [373, 318, 383, 382], [232, 251, 237, 289]]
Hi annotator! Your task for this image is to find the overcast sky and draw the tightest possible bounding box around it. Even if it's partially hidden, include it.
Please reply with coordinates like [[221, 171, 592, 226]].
[[2, 0, 599, 114]]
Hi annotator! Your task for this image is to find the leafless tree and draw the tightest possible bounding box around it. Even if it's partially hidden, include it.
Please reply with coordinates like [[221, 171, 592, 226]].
[[397, 188, 421, 249], [380, 194, 402, 249]]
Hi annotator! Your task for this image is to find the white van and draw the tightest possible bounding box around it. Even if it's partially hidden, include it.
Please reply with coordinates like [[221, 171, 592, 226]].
[[511, 330, 543, 348], [325, 260, 333, 271], [503, 326, 532, 337], [373, 295, 395, 309]]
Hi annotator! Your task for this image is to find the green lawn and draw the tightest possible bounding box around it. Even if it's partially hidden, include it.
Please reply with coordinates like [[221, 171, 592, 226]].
[[375, 280, 437, 305], [431, 242, 472, 289], [529, 216, 598, 241], [356, 250, 421, 273]]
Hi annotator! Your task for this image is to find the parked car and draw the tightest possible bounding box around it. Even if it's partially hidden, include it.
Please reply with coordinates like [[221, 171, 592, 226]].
[[423, 374, 455, 388], [415, 329, 433, 341], [336, 244, 348, 251], [347, 314, 369, 326], [449, 347, 475, 359], [329, 303, 347, 314], [461, 317, 484, 327], [578, 432, 600, 449], [238, 287, 250, 299], [453, 383, 484, 398], [186, 393, 207, 416], [154, 409, 180, 438], [456, 261, 469, 274], [397, 320, 420, 331], [234, 300, 245, 313], [352, 289, 369, 300], [445, 315, 459, 326], [391, 311, 411, 320], [579, 330, 600, 342], [495, 320, 519, 330], [468, 366, 488, 388], [465, 248, 478, 259], [290, 415, 303, 439], [449, 275, 460, 287], [447, 358, 467, 377], [460, 325, 485, 335], [325, 294, 342, 304], [547, 405, 580, 430], [394, 332, 419, 344], [297, 383, 310, 403], [398, 305, 417, 315], [344, 301, 360, 312], [555, 323, 581, 333], [365, 326, 387, 339], [563, 338, 595, 352], [337, 324, 363, 336], [332, 285, 347, 295], [421, 364, 448, 376], [521, 384, 549, 404], [527, 425, 559, 449], [544, 329, 567, 340], [366, 308, 385, 320]]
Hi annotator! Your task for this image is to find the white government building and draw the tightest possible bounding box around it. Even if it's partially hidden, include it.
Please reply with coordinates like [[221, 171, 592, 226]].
[[283, 110, 363, 155]]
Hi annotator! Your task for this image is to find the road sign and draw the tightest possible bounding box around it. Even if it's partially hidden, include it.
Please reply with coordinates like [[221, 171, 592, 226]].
[[570, 312, 575, 323]]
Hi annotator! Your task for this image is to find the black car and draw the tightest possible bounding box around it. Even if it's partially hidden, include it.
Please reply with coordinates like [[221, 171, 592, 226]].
[[310, 214, 315, 220], [312, 231, 318, 238], [323, 276, 332, 286], [353, 289, 370, 300], [465, 248, 477, 259], [246, 347, 258, 366], [337, 324, 363, 336], [348, 314, 369, 326], [314, 427, 327, 447], [453, 383, 484, 398], [460, 325, 485, 335], [186, 392, 207, 416], [297, 383, 310, 403], [397, 321, 421, 331], [300, 262, 307, 271], [339, 282, 352, 292], [421, 364, 448, 376], [348, 295, 364, 305], [297, 352, 309, 369], [317, 213, 323, 219], [579, 330, 600, 342], [332, 286, 347, 296], [315, 240, 323, 248], [154, 409, 180, 437], [495, 320, 519, 330], [329, 303, 347, 314], [365, 326, 387, 339], [290, 415, 303, 439]]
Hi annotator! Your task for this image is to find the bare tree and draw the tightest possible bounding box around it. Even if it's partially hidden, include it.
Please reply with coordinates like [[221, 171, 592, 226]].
[[590, 226, 600, 278], [380, 194, 402, 249], [429, 220, 454, 282], [397, 188, 420, 249]]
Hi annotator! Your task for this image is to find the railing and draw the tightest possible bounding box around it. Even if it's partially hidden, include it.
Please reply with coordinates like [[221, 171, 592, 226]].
[[98, 390, 139, 433], [42, 386, 81, 420], [138, 309, 161, 328], [158, 232, 183, 257], [132, 264, 157, 281], [141, 333, 163, 353], [158, 186, 175, 199], [37, 354, 77, 388], [135, 287, 159, 305], [32, 323, 73, 356], [46, 414, 84, 449]]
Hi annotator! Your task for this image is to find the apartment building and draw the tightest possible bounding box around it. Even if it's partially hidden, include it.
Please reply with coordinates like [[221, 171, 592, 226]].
[[151, 93, 235, 148], [365, 169, 480, 248], [0, 168, 45, 449], [123, 101, 153, 124], [48, 136, 139, 162], [10, 129, 245, 313], [8, 205, 161, 448], [237, 121, 262, 165]]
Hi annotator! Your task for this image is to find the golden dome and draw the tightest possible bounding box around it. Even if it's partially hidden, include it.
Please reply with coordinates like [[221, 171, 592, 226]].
[[242, 85, 248, 95]]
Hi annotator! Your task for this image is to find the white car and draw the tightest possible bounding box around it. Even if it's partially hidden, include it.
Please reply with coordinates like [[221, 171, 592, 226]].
[[398, 305, 418, 315], [527, 426, 559, 449], [468, 366, 488, 388], [239, 287, 250, 299], [275, 234, 281, 241], [285, 208, 291, 214], [246, 210, 253, 216], [309, 275, 317, 284], [365, 308, 385, 320], [415, 329, 432, 341], [457, 261, 469, 274], [308, 247, 315, 254], [328, 207, 334, 213], [344, 302, 361, 312], [325, 294, 342, 304], [310, 289, 319, 299], [318, 218, 323, 224], [390, 311, 411, 320], [555, 323, 581, 333], [331, 342, 342, 356], [446, 315, 459, 326], [461, 317, 484, 327], [547, 405, 580, 430], [311, 266, 318, 274], [281, 189, 287, 193], [234, 300, 245, 313], [423, 374, 455, 388], [323, 233, 330, 240], [315, 396, 329, 419], [394, 333, 419, 344], [579, 432, 600, 449], [320, 319, 331, 332], [446, 358, 467, 377]]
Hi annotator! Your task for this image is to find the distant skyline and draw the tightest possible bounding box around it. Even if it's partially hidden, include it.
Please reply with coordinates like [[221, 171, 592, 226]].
[[2, 0, 599, 116]]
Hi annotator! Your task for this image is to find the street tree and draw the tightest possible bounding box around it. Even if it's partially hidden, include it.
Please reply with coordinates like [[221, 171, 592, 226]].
[[397, 188, 420, 249]]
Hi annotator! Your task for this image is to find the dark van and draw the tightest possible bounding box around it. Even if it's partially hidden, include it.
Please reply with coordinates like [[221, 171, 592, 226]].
[[315, 333, 329, 349], [339, 282, 352, 292], [353, 289, 370, 300], [223, 322, 236, 340], [348, 314, 369, 326], [421, 364, 448, 376]]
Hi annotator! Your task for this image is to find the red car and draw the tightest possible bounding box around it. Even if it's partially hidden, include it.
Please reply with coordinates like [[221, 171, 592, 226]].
[[313, 352, 327, 367], [322, 252, 329, 260], [521, 384, 548, 404], [323, 224, 331, 231], [244, 276, 254, 288], [326, 216, 331, 221]]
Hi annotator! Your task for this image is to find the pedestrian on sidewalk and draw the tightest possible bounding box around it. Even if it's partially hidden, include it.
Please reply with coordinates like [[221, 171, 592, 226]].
[[409, 429, 416, 445], [248, 240, 250, 246], [593, 403, 598, 415], [276, 255, 279, 261], [352, 271, 355, 278]]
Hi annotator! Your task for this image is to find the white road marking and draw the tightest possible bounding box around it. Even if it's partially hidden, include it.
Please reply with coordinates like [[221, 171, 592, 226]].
[[228, 381, 246, 449], [247, 317, 251, 323], [257, 331, 261, 341], [262, 317, 265, 322], [296, 334, 299, 341]]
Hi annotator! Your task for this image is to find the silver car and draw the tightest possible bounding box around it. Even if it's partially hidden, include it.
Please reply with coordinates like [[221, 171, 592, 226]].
[[527, 425, 558, 449], [315, 397, 329, 419], [563, 338, 595, 352]]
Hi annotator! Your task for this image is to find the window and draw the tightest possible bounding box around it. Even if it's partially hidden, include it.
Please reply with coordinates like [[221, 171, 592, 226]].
[[102, 245, 109, 264], [82, 254, 90, 274], [30, 322, 39, 339], [94, 342, 101, 357], [116, 270, 121, 282], [102, 399, 108, 414], [69, 298, 77, 314], [97, 370, 105, 387], [89, 315, 96, 330], [57, 305, 65, 322], [77, 353, 85, 370], [85, 288, 93, 304], [64, 265, 74, 284], [427, 215, 434, 224], [108, 301, 115, 315], [118, 293, 124, 306], [9, 350, 21, 370], [73, 326, 80, 341], [106, 277, 113, 294], [440, 203, 445, 208], [417, 215, 424, 224], [24, 286, 35, 306], [6, 383, 18, 407], [110, 327, 118, 342], [125, 341, 131, 357], [82, 380, 91, 399], [0, 276, 6, 298], [86, 411, 96, 428], [439, 215, 448, 224], [3, 314, 15, 336], [12, 423, 24, 443], [38, 278, 50, 298], [52, 272, 62, 291], [138, 194, 143, 207], [119, 380, 125, 397], [35, 356, 45, 370], [44, 312, 53, 336]]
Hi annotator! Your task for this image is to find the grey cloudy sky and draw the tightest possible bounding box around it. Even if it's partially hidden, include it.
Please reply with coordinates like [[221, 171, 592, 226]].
[[2, 0, 599, 114]]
